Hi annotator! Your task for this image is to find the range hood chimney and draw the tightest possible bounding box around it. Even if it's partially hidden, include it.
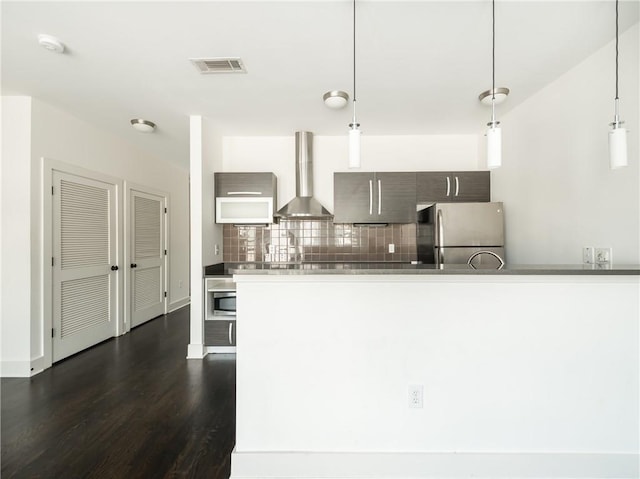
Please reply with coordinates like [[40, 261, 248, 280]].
[[275, 131, 332, 218]]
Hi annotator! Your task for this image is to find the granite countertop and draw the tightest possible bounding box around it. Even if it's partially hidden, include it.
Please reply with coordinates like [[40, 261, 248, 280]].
[[205, 262, 640, 276]]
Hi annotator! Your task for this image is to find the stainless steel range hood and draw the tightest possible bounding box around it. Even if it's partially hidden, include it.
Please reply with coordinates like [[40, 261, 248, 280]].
[[275, 131, 332, 218]]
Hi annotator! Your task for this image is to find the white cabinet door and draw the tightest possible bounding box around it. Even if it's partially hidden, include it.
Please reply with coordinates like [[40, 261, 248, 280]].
[[52, 171, 118, 361], [130, 189, 166, 327]]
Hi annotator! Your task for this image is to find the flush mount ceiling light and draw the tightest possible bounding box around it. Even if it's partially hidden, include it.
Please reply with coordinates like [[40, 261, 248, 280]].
[[323, 90, 349, 109], [38, 34, 65, 53], [480, 0, 508, 170], [608, 0, 628, 170], [348, 0, 361, 169], [130, 119, 156, 133]]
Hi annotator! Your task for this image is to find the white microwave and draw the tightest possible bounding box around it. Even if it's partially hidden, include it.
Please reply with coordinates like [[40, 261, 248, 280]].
[[215, 197, 274, 224]]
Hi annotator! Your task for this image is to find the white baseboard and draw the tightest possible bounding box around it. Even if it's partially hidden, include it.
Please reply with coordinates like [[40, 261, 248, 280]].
[[0, 360, 32, 377], [30, 355, 46, 376], [230, 450, 639, 479], [186, 343, 206, 359], [206, 346, 236, 354], [2, 356, 49, 377], [169, 296, 190, 312]]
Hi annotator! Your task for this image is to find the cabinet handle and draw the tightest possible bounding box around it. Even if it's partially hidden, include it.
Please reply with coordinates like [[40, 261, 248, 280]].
[[228, 323, 233, 345], [437, 209, 445, 251], [377, 179, 382, 215], [455, 176, 460, 197], [446, 177, 451, 197], [227, 191, 262, 196], [369, 180, 373, 215]]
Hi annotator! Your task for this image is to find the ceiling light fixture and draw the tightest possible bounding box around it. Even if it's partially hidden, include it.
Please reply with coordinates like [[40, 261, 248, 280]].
[[480, 0, 508, 170], [609, 0, 627, 170], [323, 90, 349, 109], [38, 34, 65, 53], [479, 87, 509, 105], [130, 119, 156, 133], [348, 0, 361, 169]]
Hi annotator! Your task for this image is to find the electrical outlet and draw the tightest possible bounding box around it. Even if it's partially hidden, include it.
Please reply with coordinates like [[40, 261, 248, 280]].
[[408, 384, 423, 409], [179, 280, 183, 289], [214, 244, 220, 255], [388, 243, 395, 253], [595, 247, 612, 265], [583, 247, 594, 264]]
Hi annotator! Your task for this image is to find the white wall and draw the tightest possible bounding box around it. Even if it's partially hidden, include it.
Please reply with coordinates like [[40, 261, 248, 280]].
[[492, 23, 640, 265], [0, 97, 33, 376], [223, 135, 480, 213], [0, 96, 190, 376]]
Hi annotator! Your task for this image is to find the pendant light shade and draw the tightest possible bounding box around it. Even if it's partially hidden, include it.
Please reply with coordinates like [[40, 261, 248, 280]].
[[348, 0, 361, 169], [608, 0, 628, 170], [349, 128, 361, 169], [486, 123, 502, 169], [609, 126, 628, 169]]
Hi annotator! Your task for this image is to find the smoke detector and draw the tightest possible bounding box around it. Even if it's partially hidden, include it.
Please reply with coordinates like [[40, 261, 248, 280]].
[[38, 34, 65, 53], [190, 58, 247, 74]]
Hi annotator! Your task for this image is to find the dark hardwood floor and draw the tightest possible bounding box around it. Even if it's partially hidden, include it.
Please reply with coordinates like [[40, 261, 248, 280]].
[[1, 306, 236, 479]]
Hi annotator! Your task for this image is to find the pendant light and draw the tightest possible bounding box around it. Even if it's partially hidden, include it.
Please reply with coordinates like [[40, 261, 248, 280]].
[[348, 0, 361, 169], [479, 0, 508, 170], [609, 0, 627, 170]]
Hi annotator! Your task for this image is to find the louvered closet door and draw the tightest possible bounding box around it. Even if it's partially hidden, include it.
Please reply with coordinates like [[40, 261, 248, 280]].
[[130, 190, 165, 327], [52, 171, 118, 362]]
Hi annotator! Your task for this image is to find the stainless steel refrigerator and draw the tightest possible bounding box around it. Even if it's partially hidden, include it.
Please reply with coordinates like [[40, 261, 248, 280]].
[[416, 202, 505, 268]]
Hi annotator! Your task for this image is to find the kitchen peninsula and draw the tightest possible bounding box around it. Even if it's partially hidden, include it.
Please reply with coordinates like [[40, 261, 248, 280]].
[[229, 264, 639, 479]]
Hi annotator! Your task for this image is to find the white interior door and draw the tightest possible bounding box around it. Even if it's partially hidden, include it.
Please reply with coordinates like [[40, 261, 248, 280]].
[[130, 189, 166, 328], [52, 171, 118, 362]]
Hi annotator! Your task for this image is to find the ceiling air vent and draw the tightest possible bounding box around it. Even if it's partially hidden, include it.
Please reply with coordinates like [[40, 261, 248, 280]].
[[190, 57, 246, 74]]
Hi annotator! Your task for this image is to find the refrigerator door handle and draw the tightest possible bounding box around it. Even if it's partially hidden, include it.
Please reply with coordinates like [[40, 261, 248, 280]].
[[446, 177, 451, 197], [378, 179, 382, 215], [369, 180, 373, 215], [454, 176, 460, 197]]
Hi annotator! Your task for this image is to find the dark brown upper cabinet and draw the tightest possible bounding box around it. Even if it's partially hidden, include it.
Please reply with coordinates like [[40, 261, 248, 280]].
[[416, 171, 490, 203], [333, 172, 416, 224]]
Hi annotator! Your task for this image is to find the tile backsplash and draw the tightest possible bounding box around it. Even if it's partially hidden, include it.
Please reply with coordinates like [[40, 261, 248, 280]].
[[223, 220, 417, 263]]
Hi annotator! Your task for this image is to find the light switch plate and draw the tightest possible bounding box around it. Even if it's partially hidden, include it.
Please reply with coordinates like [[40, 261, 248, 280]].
[[582, 247, 594, 264]]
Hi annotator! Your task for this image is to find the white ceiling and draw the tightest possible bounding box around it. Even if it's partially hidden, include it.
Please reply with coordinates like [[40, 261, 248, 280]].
[[2, 1, 638, 169]]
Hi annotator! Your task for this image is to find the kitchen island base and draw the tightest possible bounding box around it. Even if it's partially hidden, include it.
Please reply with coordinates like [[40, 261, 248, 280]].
[[231, 451, 637, 478], [231, 274, 639, 479]]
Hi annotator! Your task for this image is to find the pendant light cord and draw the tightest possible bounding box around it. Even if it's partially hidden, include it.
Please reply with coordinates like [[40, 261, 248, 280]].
[[352, 0, 358, 126], [490, 0, 496, 124], [615, 0, 619, 101], [492, 0, 495, 96]]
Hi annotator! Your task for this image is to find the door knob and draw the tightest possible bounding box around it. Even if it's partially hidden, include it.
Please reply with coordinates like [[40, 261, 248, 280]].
[[131, 263, 137, 268], [110, 265, 119, 271]]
